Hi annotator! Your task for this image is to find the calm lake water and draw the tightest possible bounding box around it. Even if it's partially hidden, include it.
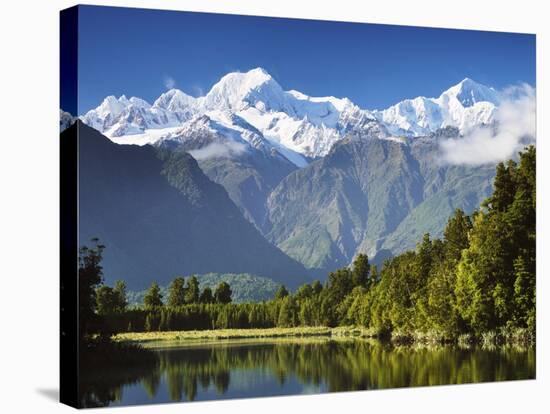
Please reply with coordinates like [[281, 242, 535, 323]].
[[81, 338, 535, 407]]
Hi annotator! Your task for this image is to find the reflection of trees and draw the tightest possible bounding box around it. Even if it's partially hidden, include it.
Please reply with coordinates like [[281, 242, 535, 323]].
[[78, 340, 158, 408], [142, 371, 161, 398], [153, 340, 534, 402], [81, 340, 535, 406]]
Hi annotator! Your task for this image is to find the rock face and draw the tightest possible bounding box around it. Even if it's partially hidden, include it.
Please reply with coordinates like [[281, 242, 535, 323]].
[[265, 132, 495, 274], [73, 122, 310, 289]]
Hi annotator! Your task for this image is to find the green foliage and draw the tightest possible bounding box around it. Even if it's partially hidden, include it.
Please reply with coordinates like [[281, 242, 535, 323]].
[[144, 282, 163, 309], [113, 281, 128, 310], [351, 254, 371, 289], [275, 284, 289, 300], [128, 273, 281, 305], [78, 238, 105, 340], [199, 286, 214, 304], [214, 282, 232, 304], [277, 297, 298, 327], [167, 277, 186, 307], [185, 276, 200, 304], [96, 280, 128, 315], [455, 147, 535, 334]]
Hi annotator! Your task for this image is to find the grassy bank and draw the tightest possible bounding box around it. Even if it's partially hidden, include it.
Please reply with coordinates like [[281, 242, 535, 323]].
[[114, 325, 535, 347], [114, 326, 336, 343]]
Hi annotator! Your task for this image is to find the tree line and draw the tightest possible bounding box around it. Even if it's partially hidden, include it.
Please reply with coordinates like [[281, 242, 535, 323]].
[[83, 146, 535, 342]]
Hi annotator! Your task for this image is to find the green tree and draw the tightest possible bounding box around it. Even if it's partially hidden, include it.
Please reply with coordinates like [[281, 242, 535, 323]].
[[214, 282, 232, 304], [351, 254, 371, 288], [96, 285, 117, 315], [144, 282, 163, 309], [113, 280, 128, 312], [294, 284, 313, 300], [326, 268, 353, 300], [311, 280, 323, 296], [443, 209, 472, 262], [513, 255, 535, 328], [144, 313, 159, 331], [167, 277, 186, 307], [185, 276, 200, 304], [274, 284, 289, 300], [298, 298, 315, 326], [199, 286, 214, 304], [278, 296, 298, 327], [78, 238, 105, 341], [486, 161, 517, 212]]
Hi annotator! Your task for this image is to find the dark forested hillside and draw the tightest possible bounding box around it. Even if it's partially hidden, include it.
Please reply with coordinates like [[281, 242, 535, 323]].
[[72, 122, 309, 289]]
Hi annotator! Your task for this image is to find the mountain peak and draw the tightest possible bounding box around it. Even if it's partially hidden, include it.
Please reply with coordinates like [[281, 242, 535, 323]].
[[441, 78, 500, 107], [204, 67, 283, 111], [97, 95, 129, 117], [153, 88, 197, 111]]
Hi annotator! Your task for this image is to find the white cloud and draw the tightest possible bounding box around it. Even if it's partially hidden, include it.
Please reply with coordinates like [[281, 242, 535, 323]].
[[164, 76, 176, 90], [439, 84, 536, 165], [188, 141, 247, 160]]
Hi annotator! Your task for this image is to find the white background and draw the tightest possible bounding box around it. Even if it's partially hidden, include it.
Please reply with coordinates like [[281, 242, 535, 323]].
[[0, 0, 547, 412]]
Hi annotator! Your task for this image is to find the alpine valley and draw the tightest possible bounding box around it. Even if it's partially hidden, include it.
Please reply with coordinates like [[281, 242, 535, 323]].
[[69, 67, 527, 288]]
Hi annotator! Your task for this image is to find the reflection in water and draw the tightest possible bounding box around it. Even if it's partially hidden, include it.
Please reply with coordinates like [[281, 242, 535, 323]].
[[80, 339, 535, 407]]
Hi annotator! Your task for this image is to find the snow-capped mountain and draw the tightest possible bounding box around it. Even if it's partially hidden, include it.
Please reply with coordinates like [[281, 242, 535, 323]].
[[374, 78, 501, 137], [80, 68, 509, 166], [60, 109, 76, 132]]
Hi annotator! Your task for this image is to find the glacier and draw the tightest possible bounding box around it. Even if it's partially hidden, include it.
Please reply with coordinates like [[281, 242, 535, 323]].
[[79, 68, 515, 167]]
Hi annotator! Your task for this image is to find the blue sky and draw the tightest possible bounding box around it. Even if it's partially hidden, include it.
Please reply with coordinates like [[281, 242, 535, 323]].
[[73, 5, 535, 114]]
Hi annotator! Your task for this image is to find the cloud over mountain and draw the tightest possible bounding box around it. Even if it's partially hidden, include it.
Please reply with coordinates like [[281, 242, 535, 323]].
[[439, 84, 535, 165]]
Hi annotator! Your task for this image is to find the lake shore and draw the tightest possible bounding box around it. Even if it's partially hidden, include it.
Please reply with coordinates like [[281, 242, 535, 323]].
[[113, 325, 535, 348], [113, 326, 378, 344]]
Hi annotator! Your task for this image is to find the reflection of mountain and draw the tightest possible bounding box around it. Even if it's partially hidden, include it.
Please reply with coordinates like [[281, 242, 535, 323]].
[[72, 122, 309, 289], [78, 339, 535, 407]]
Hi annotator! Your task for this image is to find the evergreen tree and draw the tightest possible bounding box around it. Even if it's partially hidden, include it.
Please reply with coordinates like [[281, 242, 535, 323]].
[[214, 282, 232, 304], [326, 268, 353, 301], [294, 283, 313, 300], [96, 285, 117, 315], [351, 254, 371, 288], [144, 313, 154, 331], [513, 255, 535, 328], [311, 280, 323, 296], [443, 209, 472, 262], [274, 284, 289, 300], [298, 298, 315, 326], [78, 238, 105, 341], [167, 277, 186, 307], [199, 286, 214, 304], [144, 282, 163, 309], [113, 280, 128, 312], [485, 161, 516, 212], [278, 296, 297, 327], [369, 265, 379, 285], [185, 276, 200, 304]]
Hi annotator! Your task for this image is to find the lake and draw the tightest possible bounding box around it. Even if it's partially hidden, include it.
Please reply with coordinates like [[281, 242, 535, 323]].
[[80, 338, 535, 407]]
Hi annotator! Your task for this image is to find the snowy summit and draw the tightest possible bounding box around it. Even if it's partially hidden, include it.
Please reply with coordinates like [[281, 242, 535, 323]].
[[80, 68, 511, 166]]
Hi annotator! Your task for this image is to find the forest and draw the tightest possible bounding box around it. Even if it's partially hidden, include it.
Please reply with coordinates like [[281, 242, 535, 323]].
[[82, 146, 535, 345]]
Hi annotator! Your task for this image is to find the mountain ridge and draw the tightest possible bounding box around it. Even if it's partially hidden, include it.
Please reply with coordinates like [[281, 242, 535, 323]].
[[79, 68, 518, 164], [72, 121, 311, 289]]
